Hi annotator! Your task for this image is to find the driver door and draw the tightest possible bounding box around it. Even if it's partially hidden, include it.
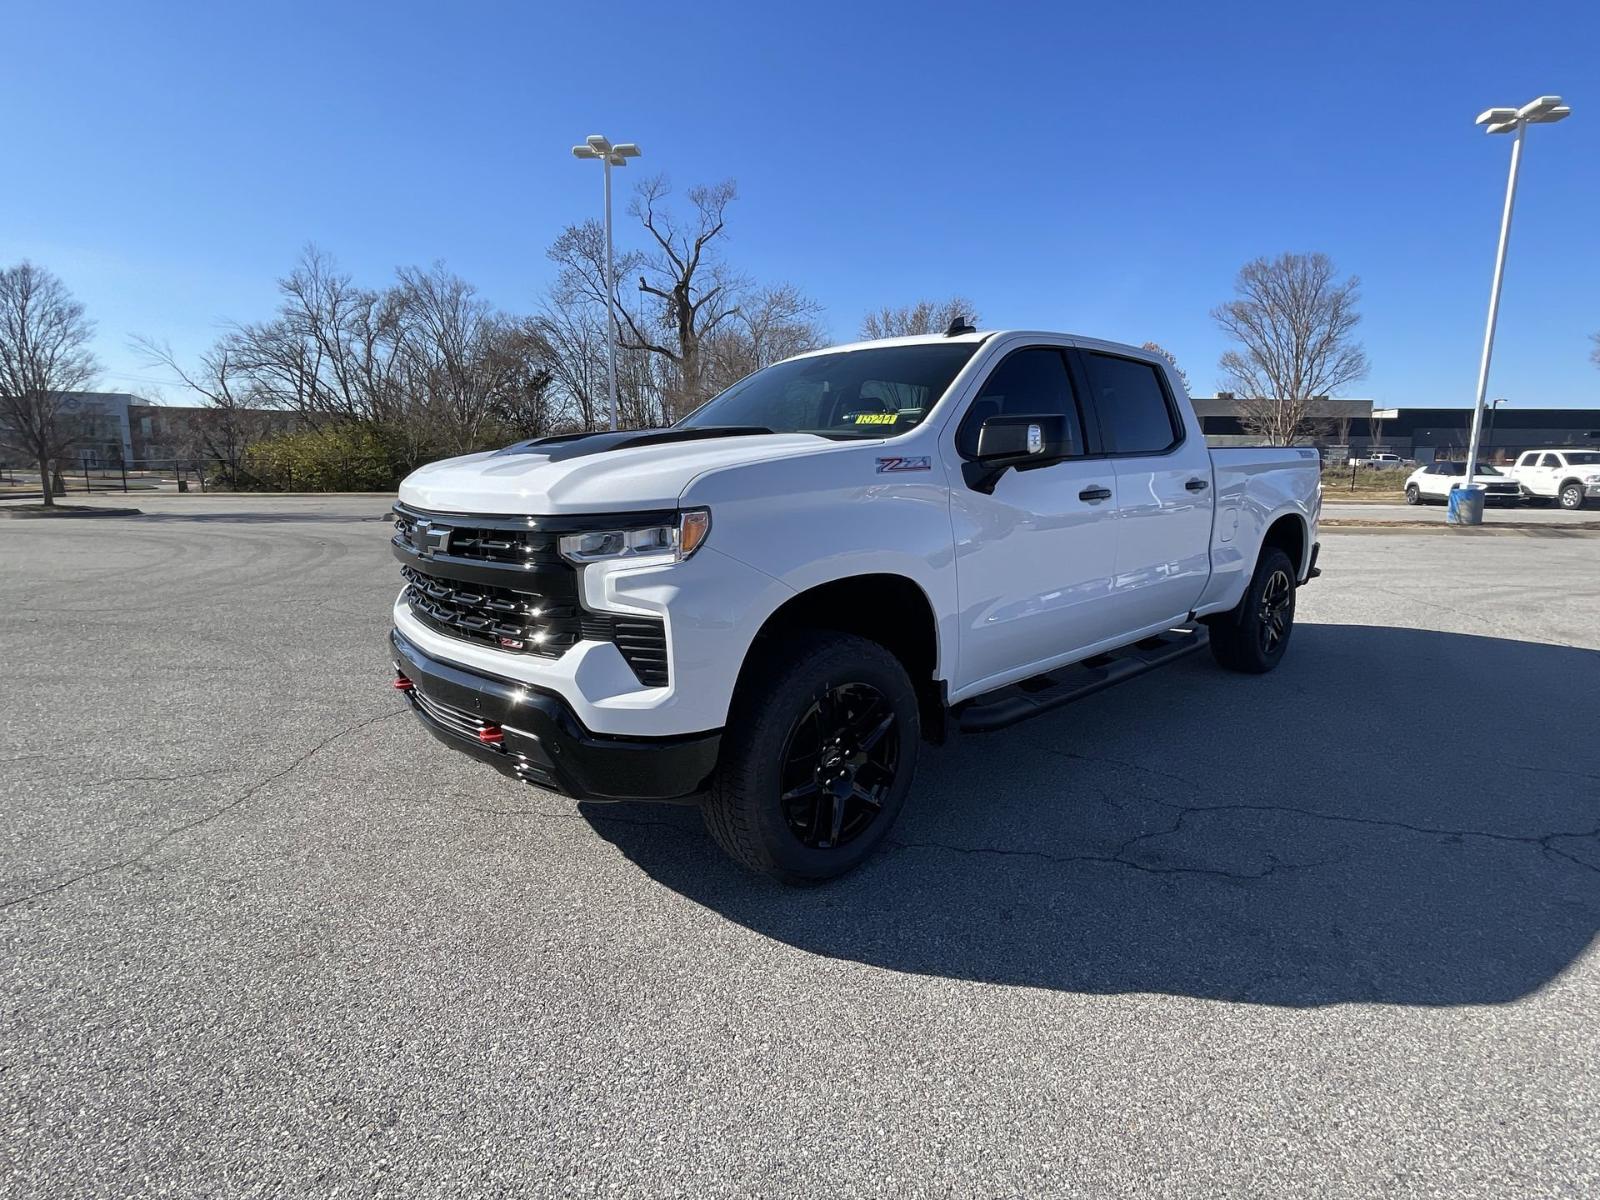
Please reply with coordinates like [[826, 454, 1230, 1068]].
[[945, 345, 1124, 700]]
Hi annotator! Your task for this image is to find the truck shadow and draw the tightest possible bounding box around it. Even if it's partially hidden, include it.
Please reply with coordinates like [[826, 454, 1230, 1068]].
[[581, 624, 1600, 1007]]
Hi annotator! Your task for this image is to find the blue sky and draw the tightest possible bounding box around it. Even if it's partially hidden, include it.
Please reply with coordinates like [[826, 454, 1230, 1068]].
[[4, 0, 1596, 408]]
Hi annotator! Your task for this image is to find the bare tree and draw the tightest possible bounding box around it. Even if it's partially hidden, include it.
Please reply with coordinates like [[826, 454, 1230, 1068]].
[[389, 263, 554, 454], [477, 318, 557, 442], [134, 336, 278, 484], [226, 246, 410, 430], [1212, 252, 1369, 445], [534, 291, 608, 431], [149, 250, 560, 484], [702, 283, 827, 395], [627, 176, 742, 419], [546, 179, 822, 427], [1590, 331, 1599, 371], [0, 262, 101, 506], [1140, 341, 1191, 393], [860, 297, 979, 339], [1330, 410, 1354, 461]]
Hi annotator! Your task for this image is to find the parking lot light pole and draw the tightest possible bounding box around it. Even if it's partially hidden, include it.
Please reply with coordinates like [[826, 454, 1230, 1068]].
[[571, 134, 642, 432], [1462, 96, 1570, 518], [1485, 398, 1507, 459]]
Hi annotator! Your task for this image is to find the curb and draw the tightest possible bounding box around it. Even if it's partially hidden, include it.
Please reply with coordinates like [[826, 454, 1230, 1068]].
[[1321, 518, 1600, 536], [0, 507, 144, 519]]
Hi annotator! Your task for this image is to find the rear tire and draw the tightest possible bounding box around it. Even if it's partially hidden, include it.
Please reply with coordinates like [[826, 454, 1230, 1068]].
[[1559, 482, 1586, 511], [703, 631, 919, 883], [1208, 547, 1297, 674]]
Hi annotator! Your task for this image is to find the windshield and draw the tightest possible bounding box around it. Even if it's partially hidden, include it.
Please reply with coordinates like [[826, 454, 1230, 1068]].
[[677, 343, 979, 438], [1561, 452, 1600, 465], [1436, 462, 1503, 476]]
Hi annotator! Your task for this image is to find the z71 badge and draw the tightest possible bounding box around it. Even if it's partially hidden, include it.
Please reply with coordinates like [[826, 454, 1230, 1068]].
[[876, 456, 931, 473]]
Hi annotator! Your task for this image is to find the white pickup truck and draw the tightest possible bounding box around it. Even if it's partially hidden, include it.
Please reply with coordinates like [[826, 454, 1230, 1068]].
[[1506, 449, 1600, 510], [389, 329, 1321, 881]]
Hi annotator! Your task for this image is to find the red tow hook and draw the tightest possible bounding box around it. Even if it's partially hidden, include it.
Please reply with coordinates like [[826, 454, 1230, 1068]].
[[393, 673, 414, 691], [477, 724, 504, 746]]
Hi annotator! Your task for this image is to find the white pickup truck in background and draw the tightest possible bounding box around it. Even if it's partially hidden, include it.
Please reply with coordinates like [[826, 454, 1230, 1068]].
[[389, 329, 1321, 881], [1507, 449, 1600, 510]]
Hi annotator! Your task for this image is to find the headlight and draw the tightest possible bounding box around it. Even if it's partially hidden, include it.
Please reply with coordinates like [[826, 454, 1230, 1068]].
[[559, 509, 711, 565], [1585, 473, 1600, 484]]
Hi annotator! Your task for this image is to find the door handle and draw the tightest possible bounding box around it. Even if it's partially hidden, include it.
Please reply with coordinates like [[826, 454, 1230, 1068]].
[[1079, 486, 1112, 502], [1185, 478, 1210, 492]]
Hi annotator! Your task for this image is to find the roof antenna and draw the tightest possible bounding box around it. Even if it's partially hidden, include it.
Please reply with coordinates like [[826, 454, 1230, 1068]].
[[944, 315, 976, 336]]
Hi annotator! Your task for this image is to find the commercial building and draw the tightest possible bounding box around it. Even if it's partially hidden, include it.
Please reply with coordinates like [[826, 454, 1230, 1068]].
[[1196, 397, 1600, 463], [1, 391, 295, 470]]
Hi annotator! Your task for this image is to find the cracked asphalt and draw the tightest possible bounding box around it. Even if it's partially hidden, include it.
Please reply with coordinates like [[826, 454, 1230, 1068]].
[[3, 495, 1599, 1198]]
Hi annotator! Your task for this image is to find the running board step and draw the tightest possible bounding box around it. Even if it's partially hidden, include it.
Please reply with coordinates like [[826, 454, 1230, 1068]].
[[953, 626, 1208, 734]]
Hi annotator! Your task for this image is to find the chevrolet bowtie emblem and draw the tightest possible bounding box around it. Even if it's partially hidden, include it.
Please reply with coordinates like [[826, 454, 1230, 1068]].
[[415, 519, 450, 558]]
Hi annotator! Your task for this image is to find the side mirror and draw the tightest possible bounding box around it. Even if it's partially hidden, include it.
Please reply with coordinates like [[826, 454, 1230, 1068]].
[[963, 414, 1072, 493]]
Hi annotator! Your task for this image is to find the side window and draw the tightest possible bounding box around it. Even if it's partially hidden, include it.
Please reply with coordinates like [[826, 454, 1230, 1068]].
[[1540, 453, 1560, 468], [1517, 452, 1536, 468], [957, 348, 1084, 457], [1081, 352, 1181, 454]]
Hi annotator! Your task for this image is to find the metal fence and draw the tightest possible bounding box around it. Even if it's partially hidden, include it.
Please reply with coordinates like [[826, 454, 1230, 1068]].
[[1, 458, 215, 496]]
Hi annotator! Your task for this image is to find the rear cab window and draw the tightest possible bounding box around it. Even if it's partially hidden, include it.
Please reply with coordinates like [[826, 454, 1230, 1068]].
[[1080, 351, 1182, 454]]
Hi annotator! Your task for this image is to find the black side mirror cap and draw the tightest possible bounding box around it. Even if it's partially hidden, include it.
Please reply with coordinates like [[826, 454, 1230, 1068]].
[[963, 414, 1073, 493]]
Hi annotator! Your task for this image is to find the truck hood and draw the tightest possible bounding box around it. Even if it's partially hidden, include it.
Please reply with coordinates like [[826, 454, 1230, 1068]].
[[397, 431, 845, 514]]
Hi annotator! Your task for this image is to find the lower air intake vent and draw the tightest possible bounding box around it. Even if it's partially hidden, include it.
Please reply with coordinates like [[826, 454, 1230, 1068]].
[[611, 618, 670, 688]]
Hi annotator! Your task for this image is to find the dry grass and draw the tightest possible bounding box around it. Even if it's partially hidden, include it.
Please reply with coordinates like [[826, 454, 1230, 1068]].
[[1321, 466, 1406, 499]]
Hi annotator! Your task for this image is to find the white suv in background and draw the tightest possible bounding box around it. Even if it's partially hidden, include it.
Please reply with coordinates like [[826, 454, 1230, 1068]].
[[1508, 449, 1600, 510], [1403, 461, 1521, 506]]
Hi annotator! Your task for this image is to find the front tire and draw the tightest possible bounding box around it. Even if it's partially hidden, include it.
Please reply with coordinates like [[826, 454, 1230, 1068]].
[[1559, 482, 1586, 511], [703, 632, 919, 883], [1208, 547, 1297, 674], [1404, 484, 1421, 505]]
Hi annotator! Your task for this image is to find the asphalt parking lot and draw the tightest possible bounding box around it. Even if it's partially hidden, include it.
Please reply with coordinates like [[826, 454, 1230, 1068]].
[[3, 495, 1598, 1198]]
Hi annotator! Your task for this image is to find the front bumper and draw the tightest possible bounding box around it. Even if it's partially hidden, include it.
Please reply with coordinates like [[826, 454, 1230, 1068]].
[[390, 628, 720, 802]]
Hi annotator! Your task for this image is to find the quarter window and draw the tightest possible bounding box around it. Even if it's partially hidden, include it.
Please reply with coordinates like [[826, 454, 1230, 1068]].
[[1081, 352, 1181, 454], [957, 348, 1084, 458]]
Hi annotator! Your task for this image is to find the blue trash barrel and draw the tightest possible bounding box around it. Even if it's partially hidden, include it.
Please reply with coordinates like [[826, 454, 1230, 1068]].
[[1447, 483, 1485, 525]]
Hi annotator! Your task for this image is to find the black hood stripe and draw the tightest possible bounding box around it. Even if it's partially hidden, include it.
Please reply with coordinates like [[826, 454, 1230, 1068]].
[[496, 426, 776, 463]]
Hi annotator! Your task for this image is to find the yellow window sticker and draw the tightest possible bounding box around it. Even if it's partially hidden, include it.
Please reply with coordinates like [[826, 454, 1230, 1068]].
[[852, 412, 897, 425]]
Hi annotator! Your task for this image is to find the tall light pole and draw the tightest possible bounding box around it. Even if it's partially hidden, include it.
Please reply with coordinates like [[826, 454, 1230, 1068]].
[[1461, 96, 1570, 518], [1485, 397, 1507, 460], [571, 134, 641, 431]]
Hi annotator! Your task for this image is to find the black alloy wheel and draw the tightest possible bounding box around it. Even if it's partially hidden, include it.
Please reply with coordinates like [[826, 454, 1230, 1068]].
[[703, 630, 920, 882], [1208, 545, 1297, 673], [778, 682, 899, 850], [1257, 567, 1294, 657]]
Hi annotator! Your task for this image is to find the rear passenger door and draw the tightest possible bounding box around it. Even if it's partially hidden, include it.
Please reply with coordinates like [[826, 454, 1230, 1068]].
[[1074, 348, 1215, 631]]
